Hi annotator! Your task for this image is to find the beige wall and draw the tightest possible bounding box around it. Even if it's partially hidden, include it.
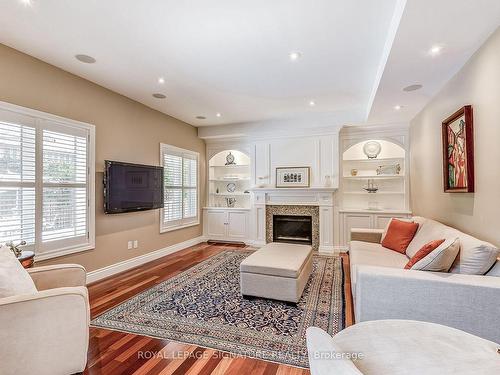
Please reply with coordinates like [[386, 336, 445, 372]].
[[410, 27, 500, 246], [0, 44, 206, 272]]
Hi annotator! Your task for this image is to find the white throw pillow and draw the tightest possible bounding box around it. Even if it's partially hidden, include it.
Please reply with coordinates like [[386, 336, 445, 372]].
[[411, 238, 460, 272], [486, 260, 500, 277], [449, 237, 499, 275], [0, 246, 37, 298]]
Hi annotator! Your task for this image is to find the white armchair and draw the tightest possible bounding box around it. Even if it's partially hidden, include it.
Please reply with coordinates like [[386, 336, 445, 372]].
[[0, 264, 89, 375]]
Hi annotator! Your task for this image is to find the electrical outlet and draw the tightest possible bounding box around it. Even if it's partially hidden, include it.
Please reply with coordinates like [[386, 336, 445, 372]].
[[133, 240, 138, 249], [127, 241, 133, 250]]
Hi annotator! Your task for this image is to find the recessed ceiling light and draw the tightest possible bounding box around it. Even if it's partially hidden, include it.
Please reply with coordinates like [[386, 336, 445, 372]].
[[309, 100, 316, 107], [75, 54, 96, 64], [158, 77, 165, 84], [394, 105, 402, 110], [429, 45, 443, 56], [152, 93, 166, 99], [19, 0, 32, 6], [289, 51, 302, 61], [403, 84, 423, 92], [196, 116, 206, 120], [216, 113, 222, 117]]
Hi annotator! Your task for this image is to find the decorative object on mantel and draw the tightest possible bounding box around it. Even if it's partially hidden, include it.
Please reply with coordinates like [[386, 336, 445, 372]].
[[225, 151, 236, 165], [364, 179, 378, 193], [324, 175, 332, 187], [226, 182, 236, 193], [225, 197, 236, 207], [350, 169, 358, 176], [276, 167, 310, 188], [363, 140, 382, 159], [442, 105, 474, 193], [377, 163, 401, 175], [216, 187, 219, 194]]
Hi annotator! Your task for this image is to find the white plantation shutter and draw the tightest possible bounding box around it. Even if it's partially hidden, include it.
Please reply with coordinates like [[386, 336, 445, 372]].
[[160, 144, 199, 232], [0, 102, 95, 260], [41, 127, 88, 247], [0, 115, 36, 248]]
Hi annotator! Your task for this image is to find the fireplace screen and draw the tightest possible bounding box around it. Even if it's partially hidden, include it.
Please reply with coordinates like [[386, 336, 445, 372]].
[[273, 215, 312, 245]]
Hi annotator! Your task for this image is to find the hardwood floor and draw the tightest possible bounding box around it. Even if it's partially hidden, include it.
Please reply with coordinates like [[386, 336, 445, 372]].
[[84, 242, 353, 375]]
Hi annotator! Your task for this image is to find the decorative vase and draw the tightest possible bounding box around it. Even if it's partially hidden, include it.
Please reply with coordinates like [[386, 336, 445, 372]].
[[351, 169, 358, 176]]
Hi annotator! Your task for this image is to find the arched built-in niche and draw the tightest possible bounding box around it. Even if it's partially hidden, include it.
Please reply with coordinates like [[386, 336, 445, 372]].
[[341, 139, 407, 211], [208, 150, 251, 208]]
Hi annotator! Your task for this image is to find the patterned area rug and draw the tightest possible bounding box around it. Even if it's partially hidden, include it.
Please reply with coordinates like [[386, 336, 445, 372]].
[[91, 250, 345, 368]]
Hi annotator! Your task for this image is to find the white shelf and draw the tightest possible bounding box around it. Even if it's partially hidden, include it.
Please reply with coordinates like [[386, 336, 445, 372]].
[[209, 164, 250, 168], [343, 175, 403, 180], [203, 206, 251, 211], [209, 178, 251, 182], [344, 191, 405, 195], [343, 157, 404, 164], [211, 192, 251, 196]]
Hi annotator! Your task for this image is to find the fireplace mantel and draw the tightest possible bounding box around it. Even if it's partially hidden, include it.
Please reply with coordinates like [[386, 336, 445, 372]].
[[250, 187, 335, 253]]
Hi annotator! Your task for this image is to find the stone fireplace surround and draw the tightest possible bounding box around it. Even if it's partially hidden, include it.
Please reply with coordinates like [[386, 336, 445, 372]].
[[266, 205, 319, 250], [251, 187, 336, 253]]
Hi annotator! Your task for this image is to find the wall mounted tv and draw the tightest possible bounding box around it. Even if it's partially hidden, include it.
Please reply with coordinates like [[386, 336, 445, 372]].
[[104, 161, 164, 214]]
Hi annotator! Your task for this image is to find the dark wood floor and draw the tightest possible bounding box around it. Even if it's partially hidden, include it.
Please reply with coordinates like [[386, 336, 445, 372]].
[[84, 242, 353, 375]]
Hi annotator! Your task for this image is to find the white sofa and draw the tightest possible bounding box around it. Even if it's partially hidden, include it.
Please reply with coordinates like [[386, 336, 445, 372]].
[[0, 264, 89, 375], [349, 216, 500, 343]]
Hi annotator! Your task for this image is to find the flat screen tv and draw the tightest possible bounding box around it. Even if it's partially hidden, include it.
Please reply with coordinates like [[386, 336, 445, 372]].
[[104, 161, 164, 214]]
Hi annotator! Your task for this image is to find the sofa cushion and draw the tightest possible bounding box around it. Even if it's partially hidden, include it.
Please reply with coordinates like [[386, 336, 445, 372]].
[[240, 242, 312, 278], [406, 218, 499, 275], [349, 241, 408, 295], [404, 239, 445, 269], [381, 219, 419, 253], [410, 238, 460, 272], [0, 246, 37, 298], [448, 231, 499, 275]]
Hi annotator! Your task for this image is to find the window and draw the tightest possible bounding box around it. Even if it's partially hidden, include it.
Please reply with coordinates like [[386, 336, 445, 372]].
[[160, 144, 199, 232], [0, 102, 95, 260]]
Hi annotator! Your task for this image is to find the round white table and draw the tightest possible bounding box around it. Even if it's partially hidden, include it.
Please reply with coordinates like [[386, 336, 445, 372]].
[[307, 320, 500, 374]]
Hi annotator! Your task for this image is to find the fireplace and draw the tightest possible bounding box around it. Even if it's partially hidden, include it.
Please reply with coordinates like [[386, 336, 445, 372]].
[[273, 215, 313, 245]]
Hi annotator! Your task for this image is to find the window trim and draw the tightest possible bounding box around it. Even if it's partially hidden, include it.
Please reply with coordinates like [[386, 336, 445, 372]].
[[160, 143, 200, 233], [0, 100, 96, 261]]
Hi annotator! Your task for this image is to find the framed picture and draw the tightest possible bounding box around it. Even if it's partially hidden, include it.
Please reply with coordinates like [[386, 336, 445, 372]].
[[442, 105, 474, 193], [275, 167, 310, 188]]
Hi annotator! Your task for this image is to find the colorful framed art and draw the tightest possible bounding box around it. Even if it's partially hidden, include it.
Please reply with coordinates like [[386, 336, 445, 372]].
[[442, 105, 474, 193]]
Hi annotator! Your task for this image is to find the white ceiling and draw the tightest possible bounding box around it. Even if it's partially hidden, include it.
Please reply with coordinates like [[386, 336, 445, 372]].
[[0, 0, 499, 129]]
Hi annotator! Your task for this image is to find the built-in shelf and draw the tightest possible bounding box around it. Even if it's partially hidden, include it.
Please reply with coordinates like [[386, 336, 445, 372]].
[[209, 178, 251, 182], [203, 206, 251, 211], [210, 192, 251, 196], [209, 164, 250, 168], [343, 157, 404, 164], [343, 175, 403, 180], [343, 191, 405, 195]]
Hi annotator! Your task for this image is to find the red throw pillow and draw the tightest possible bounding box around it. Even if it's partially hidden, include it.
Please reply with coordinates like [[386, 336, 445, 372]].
[[404, 239, 445, 269], [381, 219, 419, 253]]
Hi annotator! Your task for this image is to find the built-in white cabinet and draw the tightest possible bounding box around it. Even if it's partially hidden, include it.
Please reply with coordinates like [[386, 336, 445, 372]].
[[203, 208, 250, 242]]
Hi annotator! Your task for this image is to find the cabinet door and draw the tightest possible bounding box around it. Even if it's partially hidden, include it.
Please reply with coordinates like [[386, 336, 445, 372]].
[[227, 211, 247, 240], [374, 214, 410, 229], [206, 210, 227, 239], [344, 214, 372, 243]]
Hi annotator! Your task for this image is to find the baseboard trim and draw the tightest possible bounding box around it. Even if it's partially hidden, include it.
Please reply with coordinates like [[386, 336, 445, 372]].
[[87, 236, 207, 284]]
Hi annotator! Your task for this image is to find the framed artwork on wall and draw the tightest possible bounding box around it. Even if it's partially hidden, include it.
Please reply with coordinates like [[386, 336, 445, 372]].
[[442, 105, 474, 193], [276, 167, 310, 188]]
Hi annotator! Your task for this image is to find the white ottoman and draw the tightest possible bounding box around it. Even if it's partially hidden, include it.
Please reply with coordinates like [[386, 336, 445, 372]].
[[306, 320, 500, 375], [240, 242, 313, 303]]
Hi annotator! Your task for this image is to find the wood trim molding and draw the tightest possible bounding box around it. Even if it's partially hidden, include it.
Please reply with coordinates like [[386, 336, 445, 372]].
[[86, 236, 207, 284]]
